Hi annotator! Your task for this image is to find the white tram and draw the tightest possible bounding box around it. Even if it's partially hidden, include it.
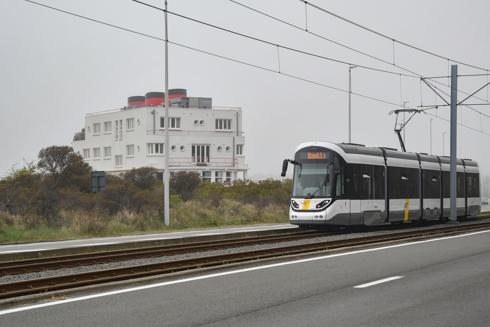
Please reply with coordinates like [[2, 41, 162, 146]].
[[281, 142, 481, 227]]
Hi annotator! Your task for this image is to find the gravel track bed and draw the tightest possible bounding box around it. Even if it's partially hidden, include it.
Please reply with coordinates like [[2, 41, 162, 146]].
[[1, 219, 488, 285]]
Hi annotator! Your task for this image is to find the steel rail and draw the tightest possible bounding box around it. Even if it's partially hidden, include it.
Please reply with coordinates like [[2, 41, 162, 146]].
[[0, 230, 323, 276], [0, 221, 489, 300]]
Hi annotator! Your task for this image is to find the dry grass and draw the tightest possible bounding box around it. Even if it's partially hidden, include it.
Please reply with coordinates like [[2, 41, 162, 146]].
[[0, 199, 289, 244]]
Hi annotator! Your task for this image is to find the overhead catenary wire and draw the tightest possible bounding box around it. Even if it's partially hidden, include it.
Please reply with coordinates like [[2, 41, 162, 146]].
[[131, 0, 418, 79], [300, 0, 489, 72], [23, 0, 412, 109], [25, 0, 490, 138], [426, 111, 490, 136], [227, 0, 490, 108], [422, 79, 490, 119]]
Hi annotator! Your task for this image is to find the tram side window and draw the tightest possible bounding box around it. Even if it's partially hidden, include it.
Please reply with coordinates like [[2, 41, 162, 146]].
[[359, 165, 372, 200], [334, 155, 343, 197], [374, 166, 385, 199], [407, 168, 420, 198], [423, 170, 440, 198], [466, 173, 480, 198], [457, 172, 465, 197], [442, 171, 450, 197], [335, 168, 343, 197], [343, 164, 386, 199], [389, 167, 419, 199], [343, 164, 359, 198], [442, 172, 465, 197], [388, 167, 399, 199]]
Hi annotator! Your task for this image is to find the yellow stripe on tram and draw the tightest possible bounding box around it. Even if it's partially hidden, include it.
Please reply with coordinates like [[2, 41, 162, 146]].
[[302, 199, 311, 210], [403, 198, 411, 223]]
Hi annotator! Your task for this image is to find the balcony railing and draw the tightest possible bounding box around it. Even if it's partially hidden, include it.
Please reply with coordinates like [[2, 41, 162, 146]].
[[168, 157, 246, 168], [146, 130, 244, 137]]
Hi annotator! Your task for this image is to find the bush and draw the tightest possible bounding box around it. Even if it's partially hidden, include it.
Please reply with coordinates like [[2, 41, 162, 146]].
[[170, 171, 201, 201], [0, 144, 294, 243]]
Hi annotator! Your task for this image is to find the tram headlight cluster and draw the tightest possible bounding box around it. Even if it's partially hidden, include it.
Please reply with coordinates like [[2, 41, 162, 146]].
[[315, 199, 330, 209], [291, 200, 299, 209]]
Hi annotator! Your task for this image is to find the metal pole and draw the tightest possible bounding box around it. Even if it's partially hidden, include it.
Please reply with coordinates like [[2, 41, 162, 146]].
[[429, 118, 433, 155], [163, 0, 170, 226], [402, 101, 409, 147], [449, 64, 458, 222], [442, 132, 446, 156], [403, 111, 406, 145], [348, 65, 352, 143]]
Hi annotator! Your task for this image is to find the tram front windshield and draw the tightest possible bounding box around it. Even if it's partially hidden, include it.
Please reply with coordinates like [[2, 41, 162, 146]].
[[292, 148, 334, 198]]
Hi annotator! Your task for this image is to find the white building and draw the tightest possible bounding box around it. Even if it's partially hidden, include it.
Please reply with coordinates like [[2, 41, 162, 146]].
[[72, 89, 248, 183]]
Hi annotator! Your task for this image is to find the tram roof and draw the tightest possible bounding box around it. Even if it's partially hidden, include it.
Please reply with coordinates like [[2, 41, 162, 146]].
[[295, 141, 478, 167]]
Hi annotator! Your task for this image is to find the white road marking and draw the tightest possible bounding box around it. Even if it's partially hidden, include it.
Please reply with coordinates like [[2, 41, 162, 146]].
[[0, 249, 48, 254], [83, 242, 116, 247], [0, 225, 293, 252], [354, 276, 404, 288], [0, 229, 488, 316], [195, 233, 222, 236]]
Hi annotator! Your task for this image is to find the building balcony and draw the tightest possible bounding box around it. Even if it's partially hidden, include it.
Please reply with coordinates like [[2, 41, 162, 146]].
[[146, 130, 244, 137], [169, 157, 247, 169]]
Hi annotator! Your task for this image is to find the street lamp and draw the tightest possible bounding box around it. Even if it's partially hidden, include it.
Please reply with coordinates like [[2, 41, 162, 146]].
[[429, 118, 434, 155], [442, 131, 447, 156], [348, 65, 356, 143]]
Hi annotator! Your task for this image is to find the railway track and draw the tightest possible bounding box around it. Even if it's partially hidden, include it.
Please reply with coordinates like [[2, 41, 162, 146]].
[[0, 230, 324, 276], [1, 221, 489, 300]]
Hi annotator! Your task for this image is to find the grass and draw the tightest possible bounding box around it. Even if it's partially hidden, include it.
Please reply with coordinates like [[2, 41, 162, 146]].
[[0, 199, 289, 244], [2, 206, 485, 245]]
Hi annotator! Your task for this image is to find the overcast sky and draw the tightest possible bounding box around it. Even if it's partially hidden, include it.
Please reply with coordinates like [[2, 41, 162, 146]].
[[1, 0, 489, 188]]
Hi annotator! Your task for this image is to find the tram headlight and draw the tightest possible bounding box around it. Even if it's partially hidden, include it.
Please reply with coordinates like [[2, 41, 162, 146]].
[[291, 200, 299, 209], [315, 199, 330, 209]]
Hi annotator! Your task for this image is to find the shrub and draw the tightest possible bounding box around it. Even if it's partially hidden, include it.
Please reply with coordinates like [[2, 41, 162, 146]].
[[170, 171, 201, 201]]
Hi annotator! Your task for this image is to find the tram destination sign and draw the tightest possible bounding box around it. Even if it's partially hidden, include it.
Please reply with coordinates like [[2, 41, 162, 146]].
[[297, 150, 328, 160]]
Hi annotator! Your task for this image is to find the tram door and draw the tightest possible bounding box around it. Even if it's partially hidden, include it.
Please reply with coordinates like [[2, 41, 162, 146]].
[[359, 165, 385, 225], [345, 165, 361, 225]]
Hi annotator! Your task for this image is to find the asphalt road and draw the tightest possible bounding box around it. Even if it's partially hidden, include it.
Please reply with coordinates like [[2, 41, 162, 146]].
[[1, 230, 489, 327], [0, 223, 294, 254]]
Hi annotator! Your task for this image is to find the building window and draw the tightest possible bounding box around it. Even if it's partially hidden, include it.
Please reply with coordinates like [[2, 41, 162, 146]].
[[236, 144, 244, 155], [171, 145, 176, 151], [147, 143, 164, 155], [104, 146, 112, 158], [199, 120, 204, 126], [170, 117, 181, 129], [225, 171, 232, 184], [126, 144, 135, 157], [104, 121, 112, 133], [215, 119, 231, 130], [192, 144, 210, 164], [93, 147, 101, 159], [115, 119, 123, 141], [93, 123, 101, 135], [126, 118, 135, 130], [83, 148, 90, 159], [115, 155, 123, 167], [180, 145, 185, 152], [202, 171, 212, 182], [217, 146, 222, 152], [215, 171, 223, 183], [160, 117, 181, 129], [225, 146, 230, 152]]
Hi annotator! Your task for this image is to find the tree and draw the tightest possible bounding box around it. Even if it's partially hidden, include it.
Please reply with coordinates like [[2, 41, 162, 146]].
[[170, 171, 201, 201], [37, 146, 91, 191]]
